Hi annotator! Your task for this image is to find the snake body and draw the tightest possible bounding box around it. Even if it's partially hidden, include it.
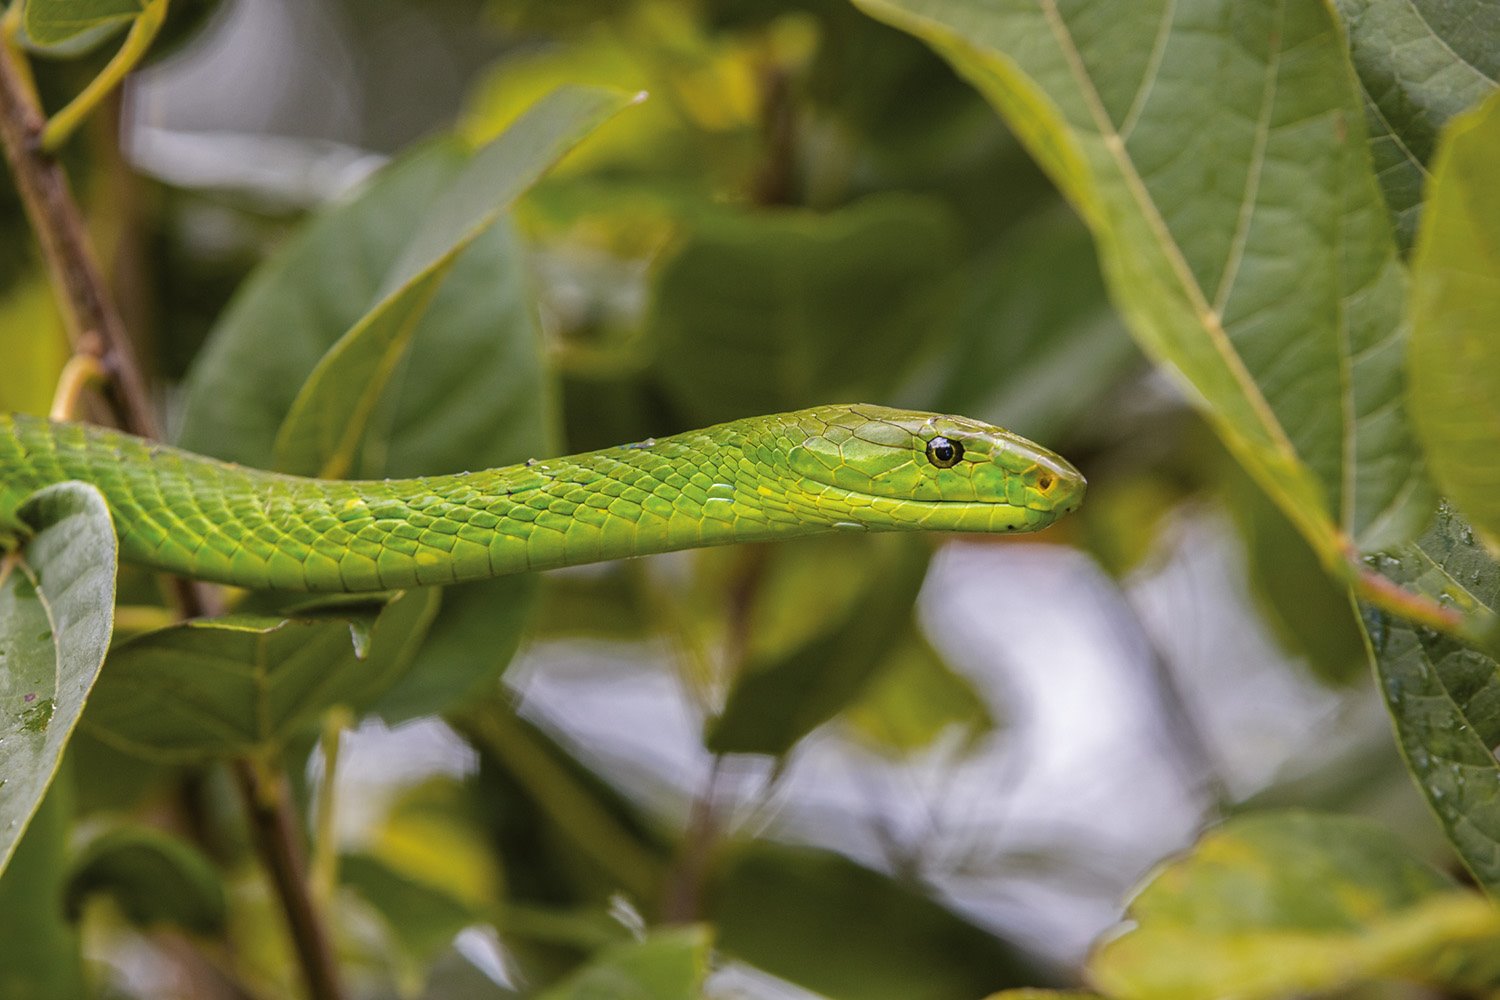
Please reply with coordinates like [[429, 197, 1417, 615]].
[[0, 404, 1083, 592]]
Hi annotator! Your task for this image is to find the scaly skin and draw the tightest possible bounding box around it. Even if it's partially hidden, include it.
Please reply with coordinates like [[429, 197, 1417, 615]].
[[0, 404, 1084, 592]]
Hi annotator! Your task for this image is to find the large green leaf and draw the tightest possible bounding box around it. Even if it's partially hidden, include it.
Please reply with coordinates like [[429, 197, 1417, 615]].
[[0, 483, 115, 874], [83, 589, 439, 762], [1408, 89, 1500, 550], [1090, 811, 1500, 999], [1364, 503, 1500, 894], [1333, 0, 1498, 250], [648, 194, 960, 426], [711, 841, 1047, 1000], [63, 826, 227, 934], [534, 926, 710, 1000], [858, 0, 1430, 559], [23, 0, 141, 45], [272, 86, 640, 480]]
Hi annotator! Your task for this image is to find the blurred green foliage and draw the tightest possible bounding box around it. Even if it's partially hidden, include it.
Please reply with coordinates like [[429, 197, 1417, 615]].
[[4, 0, 1500, 998]]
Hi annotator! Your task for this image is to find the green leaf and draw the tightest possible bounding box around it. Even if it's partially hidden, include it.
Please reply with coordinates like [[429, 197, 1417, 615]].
[[857, 0, 1431, 558], [272, 85, 641, 480], [64, 826, 227, 934], [534, 926, 711, 1000], [648, 194, 961, 426], [841, 622, 994, 755], [1333, 0, 1499, 250], [0, 783, 84, 999], [456, 705, 668, 906], [83, 588, 439, 762], [1409, 89, 1500, 550], [1364, 502, 1500, 895], [706, 535, 931, 756], [1089, 811, 1500, 999], [23, 0, 141, 45], [341, 852, 478, 984], [711, 842, 1047, 1000], [0, 483, 115, 875]]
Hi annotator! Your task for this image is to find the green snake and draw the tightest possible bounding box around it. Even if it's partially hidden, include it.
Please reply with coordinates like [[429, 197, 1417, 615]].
[[0, 404, 1084, 593]]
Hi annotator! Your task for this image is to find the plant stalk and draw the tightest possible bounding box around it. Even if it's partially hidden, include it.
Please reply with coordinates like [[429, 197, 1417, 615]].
[[233, 758, 349, 1000], [0, 30, 158, 436]]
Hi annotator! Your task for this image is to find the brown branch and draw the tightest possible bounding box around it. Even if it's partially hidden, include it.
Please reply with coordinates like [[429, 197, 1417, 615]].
[[0, 36, 157, 437], [233, 759, 348, 1000]]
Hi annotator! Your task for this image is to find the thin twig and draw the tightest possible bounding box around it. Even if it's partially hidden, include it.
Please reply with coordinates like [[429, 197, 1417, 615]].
[[40, 0, 168, 153], [0, 33, 158, 436], [233, 759, 348, 1000]]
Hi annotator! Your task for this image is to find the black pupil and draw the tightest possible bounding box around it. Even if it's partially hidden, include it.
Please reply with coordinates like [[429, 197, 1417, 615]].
[[927, 437, 962, 467]]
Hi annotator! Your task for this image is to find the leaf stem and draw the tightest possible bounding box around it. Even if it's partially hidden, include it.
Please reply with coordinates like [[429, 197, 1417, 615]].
[[232, 757, 349, 1000], [310, 707, 353, 905], [0, 28, 158, 436], [40, 0, 168, 154], [49, 353, 106, 420]]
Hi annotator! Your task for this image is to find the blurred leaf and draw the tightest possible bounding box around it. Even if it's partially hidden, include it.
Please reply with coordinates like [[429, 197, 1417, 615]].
[[535, 926, 710, 1000], [366, 778, 502, 915], [711, 841, 1048, 1000], [0, 275, 68, 416], [1364, 502, 1500, 895], [342, 852, 478, 984], [1221, 464, 1367, 685], [842, 622, 994, 755], [1409, 89, 1500, 550], [931, 207, 1136, 443], [706, 535, 929, 756], [1079, 473, 1182, 579], [84, 588, 439, 762], [457, 704, 668, 906], [273, 85, 641, 480], [649, 194, 960, 426], [23, 0, 141, 45], [462, 13, 756, 189], [987, 994, 1103, 1000], [0, 483, 115, 874], [859, 0, 1431, 559], [1090, 811, 1500, 999], [64, 826, 226, 934], [1333, 0, 1498, 250], [0, 783, 83, 999]]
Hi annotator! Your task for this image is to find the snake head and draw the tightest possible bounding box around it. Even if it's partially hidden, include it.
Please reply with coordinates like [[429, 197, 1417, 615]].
[[782, 404, 1085, 533]]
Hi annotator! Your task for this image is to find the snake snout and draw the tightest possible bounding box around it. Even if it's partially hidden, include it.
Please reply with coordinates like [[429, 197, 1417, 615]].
[[1022, 447, 1087, 514]]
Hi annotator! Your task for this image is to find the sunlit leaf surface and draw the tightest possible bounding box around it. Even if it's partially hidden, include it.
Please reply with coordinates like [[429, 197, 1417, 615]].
[[1091, 811, 1500, 999], [1409, 89, 1500, 549]]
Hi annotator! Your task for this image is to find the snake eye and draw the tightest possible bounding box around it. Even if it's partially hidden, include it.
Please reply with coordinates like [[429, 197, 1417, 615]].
[[925, 436, 963, 468]]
